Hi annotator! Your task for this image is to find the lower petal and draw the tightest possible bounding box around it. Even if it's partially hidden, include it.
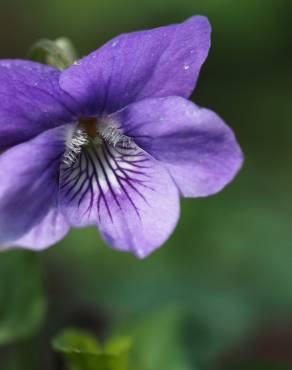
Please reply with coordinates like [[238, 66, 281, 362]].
[[59, 141, 180, 258]]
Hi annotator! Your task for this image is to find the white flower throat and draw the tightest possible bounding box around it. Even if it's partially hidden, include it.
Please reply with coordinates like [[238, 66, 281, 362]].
[[60, 115, 150, 226]]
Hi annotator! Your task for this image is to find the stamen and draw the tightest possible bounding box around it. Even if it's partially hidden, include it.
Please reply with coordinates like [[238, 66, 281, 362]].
[[98, 121, 133, 148], [63, 128, 89, 166]]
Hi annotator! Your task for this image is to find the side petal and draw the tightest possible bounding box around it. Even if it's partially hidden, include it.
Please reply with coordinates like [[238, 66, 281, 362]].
[[4, 207, 70, 251], [114, 97, 244, 197], [0, 60, 77, 150], [59, 142, 180, 258], [0, 125, 70, 246], [60, 16, 211, 115]]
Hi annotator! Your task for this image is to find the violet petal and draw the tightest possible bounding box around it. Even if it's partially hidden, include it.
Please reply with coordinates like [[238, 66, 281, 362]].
[[60, 16, 211, 115], [59, 141, 180, 258], [0, 125, 69, 245], [0, 60, 77, 150], [114, 96, 244, 197]]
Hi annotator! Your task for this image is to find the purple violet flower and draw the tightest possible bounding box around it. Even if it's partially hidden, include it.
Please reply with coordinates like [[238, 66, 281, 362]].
[[0, 16, 243, 258]]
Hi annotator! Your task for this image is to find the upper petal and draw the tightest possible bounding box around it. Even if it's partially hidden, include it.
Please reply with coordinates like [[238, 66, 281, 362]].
[[0, 125, 69, 246], [0, 60, 77, 150], [59, 141, 180, 258], [113, 97, 244, 197], [60, 16, 211, 115]]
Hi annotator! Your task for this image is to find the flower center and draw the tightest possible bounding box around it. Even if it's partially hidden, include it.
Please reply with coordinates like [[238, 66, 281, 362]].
[[79, 117, 97, 138], [63, 117, 133, 167]]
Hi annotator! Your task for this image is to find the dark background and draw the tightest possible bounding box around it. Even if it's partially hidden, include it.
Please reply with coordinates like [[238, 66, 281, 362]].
[[0, 0, 292, 369]]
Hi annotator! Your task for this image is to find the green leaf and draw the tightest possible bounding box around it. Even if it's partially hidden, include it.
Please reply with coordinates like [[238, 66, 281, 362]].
[[28, 37, 77, 70], [52, 328, 102, 353], [0, 250, 46, 346], [52, 328, 132, 370]]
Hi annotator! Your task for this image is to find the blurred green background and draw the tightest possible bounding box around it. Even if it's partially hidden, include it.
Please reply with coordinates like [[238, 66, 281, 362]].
[[0, 0, 292, 369]]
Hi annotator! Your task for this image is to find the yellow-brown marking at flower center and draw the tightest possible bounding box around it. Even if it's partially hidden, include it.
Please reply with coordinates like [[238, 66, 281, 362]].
[[79, 117, 97, 138]]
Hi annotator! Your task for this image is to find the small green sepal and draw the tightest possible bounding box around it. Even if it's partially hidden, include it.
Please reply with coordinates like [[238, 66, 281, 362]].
[[28, 37, 78, 70]]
